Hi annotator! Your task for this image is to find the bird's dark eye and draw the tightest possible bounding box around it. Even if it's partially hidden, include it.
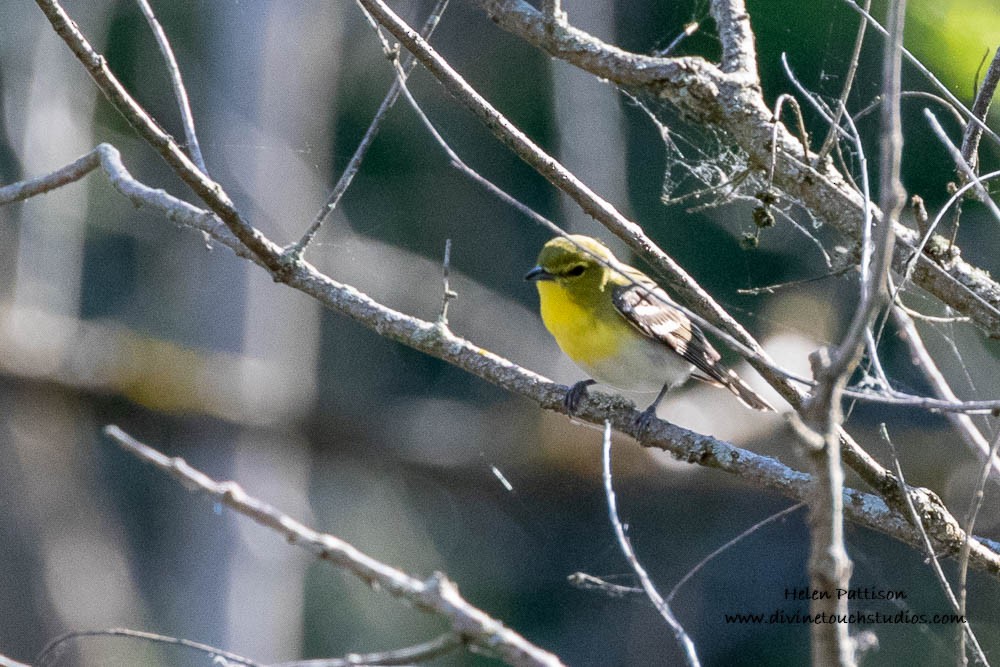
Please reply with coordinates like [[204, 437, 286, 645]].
[[564, 265, 586, 277]]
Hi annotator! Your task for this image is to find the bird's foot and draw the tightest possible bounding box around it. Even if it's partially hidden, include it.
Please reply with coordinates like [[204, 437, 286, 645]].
[[564, 379, 596, 414], [633, 405, 659, 435]]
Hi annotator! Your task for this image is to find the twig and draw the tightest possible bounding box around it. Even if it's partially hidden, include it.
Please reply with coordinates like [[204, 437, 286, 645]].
[[736, 267, 852, 296], [566, 572, 642, 598], [36, 628, 257, 667], [815, 0, 871, 165], [438, 238, 457, 325], [924, 110, 1000, 226], [853, 90, 967, 127], [653, 22, 700, 58], [879, 426, 988, 666], [287, 0, 451, 259], [666, 503, 806, 603], [268, 633, 462, 667], [890, 305, 1000, 479], [960, 47, 1000, 175], [102, 426, 564, 667], [601, 422, 700, 667], [768, 93, 810, 189], [134, 0, 206, 173], [957, 424, 1000, 666]]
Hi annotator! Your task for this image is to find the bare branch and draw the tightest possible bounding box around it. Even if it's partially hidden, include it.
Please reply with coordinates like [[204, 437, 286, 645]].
[[890, 305, 1000, 477], [957, 423, 1000, 665], [269, 633, 461, 667], [102, 426, 564, 667], [36, 628, 257, 667], [880, 426, 988, 665], [709, 0, 758, 78], [134, 0, 206, 173], [601, 422, 700, 667], [925, 110, 1000, 225], [961, 47, 1000, 174]]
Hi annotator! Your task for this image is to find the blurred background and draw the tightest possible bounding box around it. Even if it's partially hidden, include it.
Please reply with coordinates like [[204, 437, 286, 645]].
[[1, 0, 1000, 664]]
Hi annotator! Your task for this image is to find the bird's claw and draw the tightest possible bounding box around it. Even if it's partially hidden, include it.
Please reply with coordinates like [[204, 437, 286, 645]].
[[633, 406, 659, 434], [563, 380, 595, 414]]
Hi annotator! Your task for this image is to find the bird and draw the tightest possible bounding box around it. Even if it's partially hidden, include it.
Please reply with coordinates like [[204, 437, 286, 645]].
[[525, 234, 774, 428]]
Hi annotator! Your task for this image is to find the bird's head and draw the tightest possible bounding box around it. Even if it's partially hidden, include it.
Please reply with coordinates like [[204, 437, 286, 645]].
[[524, 235, 618, 299]]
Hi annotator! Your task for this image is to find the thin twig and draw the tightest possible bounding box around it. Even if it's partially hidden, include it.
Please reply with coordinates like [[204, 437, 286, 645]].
[[438, 238, 457, 325], [736, 267, 852, 296], [890, 305, 1000, 479], [36, 628, 258, 667], [768, 93, 810, 190], [287, 0, 451, 259], [957, 423, 1000, 666], [960, 47, 1000, 175], [566, 572, 642, 598], [853, 90, 967, 127], [879, 425, 988, 666], [601, 422, 700, 667], [815, 0, 871, 165], [134, 0, 206, 173], [653, 22, 700, 58], [924, 110, 1000, 226], [666, 503, 806, 603], [102, 426, 565, 667], [269, 633, 462, 667]]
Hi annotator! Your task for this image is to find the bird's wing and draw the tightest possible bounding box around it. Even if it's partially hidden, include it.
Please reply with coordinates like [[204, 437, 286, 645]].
[[610, 277, 727, 385], [611, 272, 775, 411]]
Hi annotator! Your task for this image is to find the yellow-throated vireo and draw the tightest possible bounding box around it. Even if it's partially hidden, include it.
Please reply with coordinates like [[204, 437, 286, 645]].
[[525, 235, 774, 426]]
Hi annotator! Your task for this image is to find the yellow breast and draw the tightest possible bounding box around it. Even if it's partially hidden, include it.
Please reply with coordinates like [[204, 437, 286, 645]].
[[535, 280, 695, 392], [536, 281, 623, 365]]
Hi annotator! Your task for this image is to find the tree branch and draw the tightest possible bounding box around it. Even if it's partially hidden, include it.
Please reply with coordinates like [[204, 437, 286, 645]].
[[103, 426, 563, 667]]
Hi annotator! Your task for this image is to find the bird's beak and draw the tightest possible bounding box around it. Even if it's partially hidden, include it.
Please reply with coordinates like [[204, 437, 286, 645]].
[[524, 265, 555, 281]]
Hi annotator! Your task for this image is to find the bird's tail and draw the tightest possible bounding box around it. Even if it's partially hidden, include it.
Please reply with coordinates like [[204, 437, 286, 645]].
[[722, 370, 775, 412]]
